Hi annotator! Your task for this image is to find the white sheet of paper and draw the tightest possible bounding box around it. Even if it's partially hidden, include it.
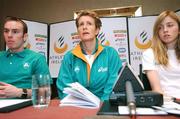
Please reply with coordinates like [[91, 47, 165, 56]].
[[118, 106, 168, 115], [0, 99, 31, 108], [152, 101, 180, 115]]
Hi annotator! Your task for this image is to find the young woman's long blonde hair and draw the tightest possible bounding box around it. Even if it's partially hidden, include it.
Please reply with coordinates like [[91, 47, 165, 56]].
[[152, 10, 180, 66]]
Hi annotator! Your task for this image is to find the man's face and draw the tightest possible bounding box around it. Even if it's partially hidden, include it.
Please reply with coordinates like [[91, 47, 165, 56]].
[[3, 21, 27, 52]]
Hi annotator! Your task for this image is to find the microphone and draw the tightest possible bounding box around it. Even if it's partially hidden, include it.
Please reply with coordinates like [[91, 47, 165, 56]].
[[125, 81, 136, 117]]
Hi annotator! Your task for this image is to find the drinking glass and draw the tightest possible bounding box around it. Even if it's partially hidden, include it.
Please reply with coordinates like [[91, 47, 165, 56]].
[[32, 74, 51, 109]]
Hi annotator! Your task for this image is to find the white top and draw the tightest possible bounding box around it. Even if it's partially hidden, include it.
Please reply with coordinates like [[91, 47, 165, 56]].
[[142, 48, 180, 98], [84, 54, 94, 69]]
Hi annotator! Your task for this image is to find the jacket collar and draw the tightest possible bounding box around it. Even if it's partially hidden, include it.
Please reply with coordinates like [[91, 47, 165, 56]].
[[6, 49, 27, 58]]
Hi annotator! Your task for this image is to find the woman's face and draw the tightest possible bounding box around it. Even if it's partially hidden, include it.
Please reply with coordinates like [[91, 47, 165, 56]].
[[77, 15, 99, 42], [158, 16, 180, 48]]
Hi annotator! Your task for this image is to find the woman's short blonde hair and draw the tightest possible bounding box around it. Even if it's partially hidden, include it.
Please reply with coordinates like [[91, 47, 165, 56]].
[[75, 10, 102, 29]]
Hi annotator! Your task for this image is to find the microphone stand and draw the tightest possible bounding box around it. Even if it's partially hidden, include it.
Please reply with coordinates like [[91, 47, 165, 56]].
[[126, 81, 136, 119]]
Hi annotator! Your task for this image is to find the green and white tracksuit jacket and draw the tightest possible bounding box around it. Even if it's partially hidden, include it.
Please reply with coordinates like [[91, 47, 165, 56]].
[[56, 40, 122, 101]]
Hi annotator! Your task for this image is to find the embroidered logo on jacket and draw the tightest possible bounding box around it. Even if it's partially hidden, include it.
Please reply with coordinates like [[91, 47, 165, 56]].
[[98, 67, 108, 72], [74, 66, 80, 73], [23, 63, 30, 69]]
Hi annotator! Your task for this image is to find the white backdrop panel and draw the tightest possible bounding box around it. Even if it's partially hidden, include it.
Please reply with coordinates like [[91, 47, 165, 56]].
[[100, 17, 129, 63], [128, 16, 157, 75], [23, 20, 48, 60], [49, 21, 78, 77], [49, 17, 129, 78]]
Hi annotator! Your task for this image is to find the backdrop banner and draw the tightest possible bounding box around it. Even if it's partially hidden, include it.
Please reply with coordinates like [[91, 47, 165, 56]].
[[49, 20, 77, 77], [128, 16, 157, 75], [23, 20, 48, 60], [49, 17, 129, 78]]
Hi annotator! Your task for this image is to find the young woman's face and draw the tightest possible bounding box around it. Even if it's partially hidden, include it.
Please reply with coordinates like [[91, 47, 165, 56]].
[[158, 16, 180, 48], [77, 16, 99, 42]]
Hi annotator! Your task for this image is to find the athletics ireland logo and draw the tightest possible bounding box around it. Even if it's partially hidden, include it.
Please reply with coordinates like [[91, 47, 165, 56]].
[[54, 36, 68, 54], [134, 30, 152, 49]]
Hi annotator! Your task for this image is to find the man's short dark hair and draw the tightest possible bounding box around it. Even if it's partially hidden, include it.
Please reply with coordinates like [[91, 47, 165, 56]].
[[4, 16, 28, 34]]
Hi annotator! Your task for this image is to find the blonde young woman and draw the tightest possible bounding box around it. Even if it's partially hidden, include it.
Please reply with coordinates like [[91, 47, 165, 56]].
[[142, 10, 180, 99]]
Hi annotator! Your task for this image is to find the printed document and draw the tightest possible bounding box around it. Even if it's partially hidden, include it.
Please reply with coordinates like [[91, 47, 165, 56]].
[[60, 82, 100, 109]]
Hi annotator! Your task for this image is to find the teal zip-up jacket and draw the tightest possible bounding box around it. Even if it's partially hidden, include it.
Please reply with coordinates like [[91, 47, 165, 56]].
[[56, 40, 122, 101]]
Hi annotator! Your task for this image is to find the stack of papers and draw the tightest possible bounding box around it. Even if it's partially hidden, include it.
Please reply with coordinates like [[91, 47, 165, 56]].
[[152, 101, 180, 115], [60, 82, 100, 109], [118, 101, 180, 115], [118, 106, 167, 115], [0, 99, 32, 112]]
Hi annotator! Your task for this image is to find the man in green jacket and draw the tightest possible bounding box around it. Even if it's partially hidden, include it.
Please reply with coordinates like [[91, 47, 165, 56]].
[[0, 17, 51, 99]]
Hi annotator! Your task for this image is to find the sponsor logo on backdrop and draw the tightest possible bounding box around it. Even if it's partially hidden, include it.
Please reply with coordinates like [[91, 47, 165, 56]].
[[113, 30, 127, 46], [54, 36, 68, 54], [119, 53, 127, 59], [113, 30, 128, 62], [131, 31, 152, 63], [118, 48, 126, 53], [50, 36, 66, 65], [71, 32, 80, 47], [35, 34, 47, 51], [97, 32, 110, 46], [130, 51, 142, 61], [50, 55, 64, 64], [134, 30, 152, 49]]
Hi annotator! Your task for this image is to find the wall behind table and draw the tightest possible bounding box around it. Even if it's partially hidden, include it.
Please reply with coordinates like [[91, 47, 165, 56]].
[[1, 0, 180, 51]]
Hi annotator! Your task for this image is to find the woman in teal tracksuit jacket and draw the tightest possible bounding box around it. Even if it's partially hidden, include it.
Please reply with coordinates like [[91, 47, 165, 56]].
[[56, 10, 122, 101]]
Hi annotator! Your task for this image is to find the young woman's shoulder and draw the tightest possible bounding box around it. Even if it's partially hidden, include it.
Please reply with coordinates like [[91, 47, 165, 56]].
[[143, 48, 153, 56]]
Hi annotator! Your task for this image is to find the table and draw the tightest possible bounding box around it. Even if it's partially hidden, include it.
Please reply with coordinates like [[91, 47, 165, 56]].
[[0, 99, 179, 119]]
